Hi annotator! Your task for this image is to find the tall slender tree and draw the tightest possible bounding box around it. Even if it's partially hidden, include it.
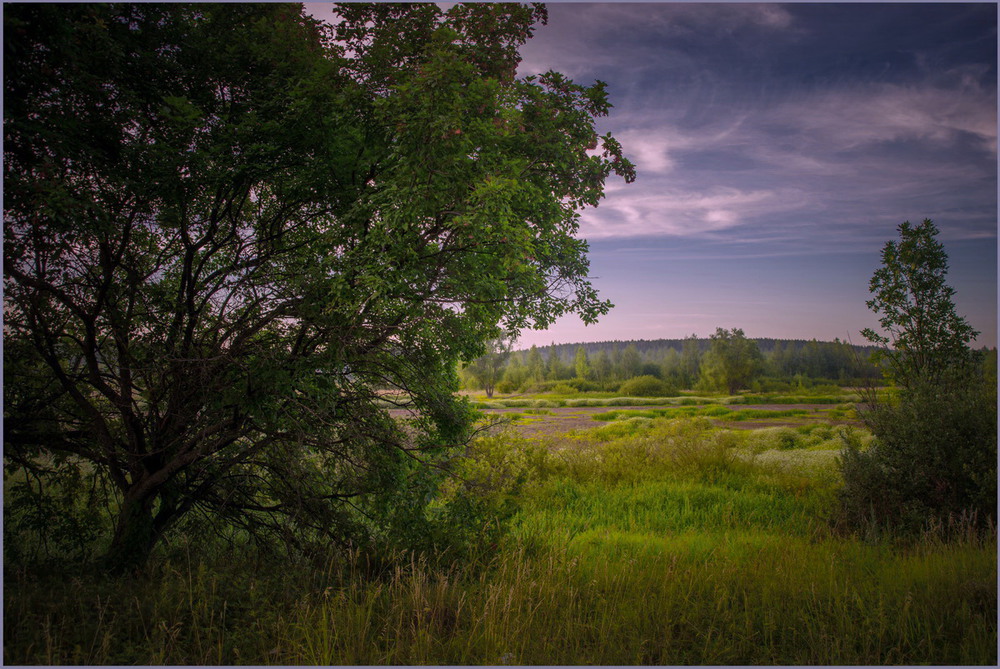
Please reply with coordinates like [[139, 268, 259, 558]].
[[861, 219, 978, 387], [464, 338, 513, 398], [574, 345, 591, 380]]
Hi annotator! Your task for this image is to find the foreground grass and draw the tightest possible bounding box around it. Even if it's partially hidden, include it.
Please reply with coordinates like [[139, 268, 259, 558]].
[[5, 416, 996, 665], [9, 535, 992, 665]]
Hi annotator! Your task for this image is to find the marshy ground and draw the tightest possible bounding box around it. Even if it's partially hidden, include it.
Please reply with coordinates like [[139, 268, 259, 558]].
[[486, 402, 861, 437]]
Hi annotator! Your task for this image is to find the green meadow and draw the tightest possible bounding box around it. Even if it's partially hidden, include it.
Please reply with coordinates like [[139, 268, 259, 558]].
[[6, 395, 995, 665]]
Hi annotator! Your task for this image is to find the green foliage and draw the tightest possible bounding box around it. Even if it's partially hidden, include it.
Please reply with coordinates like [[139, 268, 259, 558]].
[[592, 349, 613, 385], [470, 398, 564, 409], [463, 338, 513, 398], [549, 382, 579, 395], [699, 328, 764, 394], [525, 345, 546, 383], [590, 405, 811, 424], [412, 429, 550, 556], [842, 219, 996, 536], [495, 380, 518, 394], [617, 343, 643, 379], [839, 372, 997, 535], [4, 460, 113, 566], [552, 418, 752, 486], [742, 424, 869, 455], [618, 374, 676, 397], [496, 337, 876, 400], [564, 377, 600, 392], [735, 393, 855, 405], [4, 3, 633, 571], [680, 334, 702, 388], [9, 530, 995, 665], [861, 219, 979, 387], [573, 345, 590, 380]]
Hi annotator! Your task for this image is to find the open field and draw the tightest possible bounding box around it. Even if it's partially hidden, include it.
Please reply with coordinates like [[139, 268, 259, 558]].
[[6, 390, 996, 665]]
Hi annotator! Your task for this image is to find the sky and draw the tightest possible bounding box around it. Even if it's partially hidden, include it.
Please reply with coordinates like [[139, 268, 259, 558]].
[[306, 2, 998, 349]]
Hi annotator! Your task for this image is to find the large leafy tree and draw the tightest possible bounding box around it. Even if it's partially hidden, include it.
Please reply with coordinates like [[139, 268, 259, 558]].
[[700, 327, 762, 394], [3, 2, 634, 571], [861, 219, 978, 387]]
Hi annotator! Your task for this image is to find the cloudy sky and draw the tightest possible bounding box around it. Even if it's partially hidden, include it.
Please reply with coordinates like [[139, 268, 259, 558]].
[[308, 2, 998, 348], [512, 2, 997, 348]]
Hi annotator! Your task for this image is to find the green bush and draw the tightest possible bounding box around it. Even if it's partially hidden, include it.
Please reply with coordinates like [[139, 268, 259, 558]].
[[495, 380, 518, 394], [839, 373, 997, 535], [618, 375, 676, 397], [530, 399, 562, 408], [743, 427, 802, 452], [564, 378, 600, 392], [420, 429, 551, 554]]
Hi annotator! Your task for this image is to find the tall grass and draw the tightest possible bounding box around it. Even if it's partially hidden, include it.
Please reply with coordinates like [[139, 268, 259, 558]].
[[5, 412, 995, 665], [287, 536, 996, 665]]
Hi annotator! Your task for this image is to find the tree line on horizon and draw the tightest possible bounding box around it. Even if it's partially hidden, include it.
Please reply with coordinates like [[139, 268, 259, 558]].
[[461, 333, 899, 397]]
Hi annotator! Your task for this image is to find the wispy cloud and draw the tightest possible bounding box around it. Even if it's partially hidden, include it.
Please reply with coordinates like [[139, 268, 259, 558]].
[[584, 183, 826, 242], [768, 80, 997, 154], [583, 71, 996, 245]]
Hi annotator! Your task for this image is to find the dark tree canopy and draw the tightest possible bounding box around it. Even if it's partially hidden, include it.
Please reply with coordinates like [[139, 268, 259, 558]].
[[3, 2, 634, 571]]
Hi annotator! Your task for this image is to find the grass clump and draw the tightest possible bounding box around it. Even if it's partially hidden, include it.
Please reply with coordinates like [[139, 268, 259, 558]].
[[741, 423, 866, 453], [16, 527, 983, 666], [735, 393, 857, 405]]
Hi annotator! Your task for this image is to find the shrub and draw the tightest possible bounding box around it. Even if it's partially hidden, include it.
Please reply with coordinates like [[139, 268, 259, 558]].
[[564, 378, 600, 392], [493, 399, 531, 407], [564, 398, 601, 407], [744, 427, 802, 453], [839, 373, 997, 535], [618, 375, 675, 397], [530, 399, 562, 408], [421, 429, 551, 554], [496, 380, 518, 394]]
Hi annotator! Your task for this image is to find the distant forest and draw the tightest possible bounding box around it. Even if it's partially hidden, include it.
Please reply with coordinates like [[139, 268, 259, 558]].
[[527, 337, 878, 361], [463, 337, 893, 395], [556, 337, 866, 378]]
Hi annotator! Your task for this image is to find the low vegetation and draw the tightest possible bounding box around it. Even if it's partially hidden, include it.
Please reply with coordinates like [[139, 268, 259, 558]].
[[6, 405, 995, 665]]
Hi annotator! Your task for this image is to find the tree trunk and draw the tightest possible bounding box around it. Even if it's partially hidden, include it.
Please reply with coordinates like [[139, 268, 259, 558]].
[[101, 494, 158, 573]]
